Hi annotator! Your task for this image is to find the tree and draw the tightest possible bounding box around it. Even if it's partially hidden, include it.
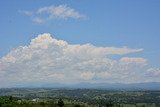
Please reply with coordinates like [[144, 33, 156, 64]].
[[74, 104, 81, 107], [57, 98, 64, 107], [142, 105, 145, 107], [106, 99, 113, 107], [9, 96, 13, 102]]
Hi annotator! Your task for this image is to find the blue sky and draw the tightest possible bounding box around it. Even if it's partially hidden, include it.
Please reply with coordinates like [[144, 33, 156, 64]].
[[0, 0, 160, 87], [1, 0, 160, 66]]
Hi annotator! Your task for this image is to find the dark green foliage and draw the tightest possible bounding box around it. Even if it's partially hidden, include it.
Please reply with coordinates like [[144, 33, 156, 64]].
[[74, 104, 81, 107], [9, 96, 13, 102], [39, 102, 45, 106], [106, 99, 113, 107], [58, 98, 64, 107], [0, 89, 159, 107], [0, 96, 18, 107]]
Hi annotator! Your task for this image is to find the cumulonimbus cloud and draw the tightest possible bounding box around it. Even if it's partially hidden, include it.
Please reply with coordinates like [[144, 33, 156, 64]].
[[0, 33, 159, 87]]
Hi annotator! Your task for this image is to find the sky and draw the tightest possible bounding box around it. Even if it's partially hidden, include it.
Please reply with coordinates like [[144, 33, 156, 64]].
[[0, 0, 160, 87]]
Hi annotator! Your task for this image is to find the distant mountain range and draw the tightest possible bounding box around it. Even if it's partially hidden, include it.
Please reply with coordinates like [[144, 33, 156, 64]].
[[70, 82, 160, 90], [15, 82, 160, 91]]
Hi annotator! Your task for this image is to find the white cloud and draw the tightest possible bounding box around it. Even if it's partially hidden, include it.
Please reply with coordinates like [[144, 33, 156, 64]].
[[146, 68, 160, 77], [37, 5, 84, 19], [80, 72, 95, 80], [119, 57, 147, 65], [0, 33, 159, 87], [65, 45, 143, 59], [20, 4, 85, 23]]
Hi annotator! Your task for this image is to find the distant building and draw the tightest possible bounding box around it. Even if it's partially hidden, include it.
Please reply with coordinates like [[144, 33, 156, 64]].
[[32, 98, 39, 102]]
